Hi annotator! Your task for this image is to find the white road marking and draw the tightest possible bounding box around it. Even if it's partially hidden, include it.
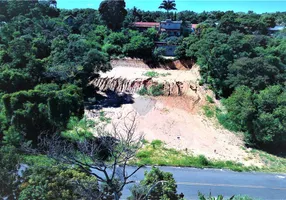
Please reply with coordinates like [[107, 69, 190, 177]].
[[176, 182, 286, 191]]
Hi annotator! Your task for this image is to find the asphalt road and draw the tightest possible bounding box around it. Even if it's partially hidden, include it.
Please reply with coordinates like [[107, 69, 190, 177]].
[[121, 166, 286, 200]]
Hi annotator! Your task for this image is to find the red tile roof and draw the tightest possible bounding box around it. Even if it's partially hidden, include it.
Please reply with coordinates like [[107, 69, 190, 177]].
[[133, 22, 160, 28], [192, 24, 198, 29]]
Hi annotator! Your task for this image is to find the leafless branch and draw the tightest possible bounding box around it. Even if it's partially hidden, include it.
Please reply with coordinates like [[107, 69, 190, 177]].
[[39, 111, 144, 200]]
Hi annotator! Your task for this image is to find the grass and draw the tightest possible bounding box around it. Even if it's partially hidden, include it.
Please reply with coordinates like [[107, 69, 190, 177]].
[[99, 111, 111, 123], [132, 140, 259, 172], [142, 71, 171, 78], [202, 105, 216, 118], [252, 149, 286, 173], [206, 95, 215, 104]]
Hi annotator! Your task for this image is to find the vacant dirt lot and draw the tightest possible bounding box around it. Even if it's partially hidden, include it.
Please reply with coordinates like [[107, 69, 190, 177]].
[[86, 66, 262, 167]]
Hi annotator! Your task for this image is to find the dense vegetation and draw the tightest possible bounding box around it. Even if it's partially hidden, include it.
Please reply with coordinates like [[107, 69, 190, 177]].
[[174, 11, 286, 152], [0, 0, 286, 198]]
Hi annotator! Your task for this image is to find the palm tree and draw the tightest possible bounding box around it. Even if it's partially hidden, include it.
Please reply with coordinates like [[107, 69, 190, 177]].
[[158, 0, 177, 17]]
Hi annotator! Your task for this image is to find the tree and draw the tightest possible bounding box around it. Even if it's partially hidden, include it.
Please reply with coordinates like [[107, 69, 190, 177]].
[[139, 167, 179, 200], [226, 57, 283, 92], [123, 33, 154, 58], [2, 84, 84, 143], [158, 0, 177, 17], [19, 165, 99, 200], [41, 113, 144, 200], [0, 145, 21, 200], [224, 86, 256, 138], [99, 0, 127, 30], [253, 85, 286, 149]]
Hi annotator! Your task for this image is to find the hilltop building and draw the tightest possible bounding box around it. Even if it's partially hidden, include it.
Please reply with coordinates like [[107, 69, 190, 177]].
[[133, 19, 198, 57], [159, 19, 182, 36]]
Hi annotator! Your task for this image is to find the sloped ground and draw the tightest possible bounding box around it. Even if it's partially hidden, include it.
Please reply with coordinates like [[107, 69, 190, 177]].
[[86, 66, 263, 167]]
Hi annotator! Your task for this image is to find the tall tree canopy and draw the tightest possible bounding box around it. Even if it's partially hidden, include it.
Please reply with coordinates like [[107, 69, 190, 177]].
[[99, 0, 127, 30], [158, 0, 177, 14]]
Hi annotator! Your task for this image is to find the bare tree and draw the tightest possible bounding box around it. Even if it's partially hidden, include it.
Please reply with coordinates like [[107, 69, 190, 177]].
[[40, 112, 144, 200]]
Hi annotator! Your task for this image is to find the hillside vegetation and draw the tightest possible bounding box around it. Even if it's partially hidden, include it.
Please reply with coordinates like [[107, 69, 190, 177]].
[[0, 0, 286, 199]]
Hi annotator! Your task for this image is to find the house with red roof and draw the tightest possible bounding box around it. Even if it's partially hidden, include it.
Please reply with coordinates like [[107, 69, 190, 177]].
[[133, 22, 160, 32]]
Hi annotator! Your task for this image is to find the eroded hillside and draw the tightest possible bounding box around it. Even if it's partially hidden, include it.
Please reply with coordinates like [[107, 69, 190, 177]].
[[87, 64, 262, 167]]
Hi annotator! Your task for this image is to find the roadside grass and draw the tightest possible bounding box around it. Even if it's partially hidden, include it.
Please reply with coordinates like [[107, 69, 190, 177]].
[[251, 149, 286, 173], [133, 140, 259, 172], [199, 193, 259, 200], [143, 71, 171, 78], [20, 141, 286, 174]]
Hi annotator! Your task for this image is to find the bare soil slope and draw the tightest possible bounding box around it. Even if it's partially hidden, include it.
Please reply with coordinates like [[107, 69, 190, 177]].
[[86, 66, 262, 167]]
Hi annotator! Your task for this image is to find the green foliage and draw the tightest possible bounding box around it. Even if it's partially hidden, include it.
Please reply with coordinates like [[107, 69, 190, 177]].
[[99, 111, 112, 123], [99, 0, 127, 30], [123, 33, 154, 58], [134, 143, 255, 172], [3, 126, 21, 146], [151, 139, 164, 149], [138, 84, 164, 96], [0, 145, 21, 199], [19, 165, 99, 200], [216, 110, 240, 132], [223, 85, 286, 149], [226, 57, 284, 91], [141, 167, 179, 200], [206, 95, 215, 103], [138, 87, 148, 96], [2, 84, 84, 143], [198, 194, 257, 200], [143, 71, 171, 78], [21, 154, 56, 168], [143, 71, 160, 78], [158, 0, 177, 13], [149, 84, 165, 96], [61, 117, 94, 142], [202, 105, 215, 118]]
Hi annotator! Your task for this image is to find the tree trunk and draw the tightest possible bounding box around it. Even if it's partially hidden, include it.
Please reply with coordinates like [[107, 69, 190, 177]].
[[114, 192, 120, 200]]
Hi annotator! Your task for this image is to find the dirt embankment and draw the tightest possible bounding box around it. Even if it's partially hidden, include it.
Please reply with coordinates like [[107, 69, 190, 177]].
[[110, 58, 194, 70], [87, 64, 263, 167]]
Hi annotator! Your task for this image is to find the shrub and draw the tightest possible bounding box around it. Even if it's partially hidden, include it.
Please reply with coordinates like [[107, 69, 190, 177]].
[[198, 155, 209, 166], [206, 95, 215, 103], [138, 87, 148, 96], [149, 84, 164, 96], [136, 150, 152, 159], [202, 105, 215, 118], [138, 84, 164, 96], [143, 71, 160, 78], [151, 140, 163, 149]]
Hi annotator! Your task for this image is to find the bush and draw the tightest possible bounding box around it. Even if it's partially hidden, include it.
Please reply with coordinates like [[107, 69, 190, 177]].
[[151, 140, 163, 149], [143, 71, 160, 78], [138, 87, 148, 96], [136, 150, 152, 159], [138, 84, 164, 96], [149, 84, 164, 96], [2, 84, 84, 143], [202, 105, 215, 118], [198, 155, 209, 166], [206, 95, 215, 103]]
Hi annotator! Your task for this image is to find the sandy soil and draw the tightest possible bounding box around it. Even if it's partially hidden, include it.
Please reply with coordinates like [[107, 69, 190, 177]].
[[99, 66, 200, 83], [85, 94, 262, 167], [87, 66, 262, 167]]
